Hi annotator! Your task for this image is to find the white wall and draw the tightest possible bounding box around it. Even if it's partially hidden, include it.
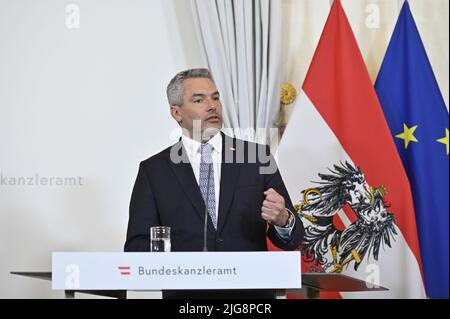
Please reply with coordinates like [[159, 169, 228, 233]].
[[0, 0, 204, 298]]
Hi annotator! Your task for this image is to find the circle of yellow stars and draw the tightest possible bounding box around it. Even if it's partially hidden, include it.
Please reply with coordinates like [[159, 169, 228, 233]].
[[395, 124, 449, 155]]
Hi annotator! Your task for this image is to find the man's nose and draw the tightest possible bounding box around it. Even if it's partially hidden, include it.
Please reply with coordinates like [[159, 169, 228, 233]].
[[206, 98, 218, 111]]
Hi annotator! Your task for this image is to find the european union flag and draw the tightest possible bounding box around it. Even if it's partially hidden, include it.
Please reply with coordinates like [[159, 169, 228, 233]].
[[375, 1, 449, 298]]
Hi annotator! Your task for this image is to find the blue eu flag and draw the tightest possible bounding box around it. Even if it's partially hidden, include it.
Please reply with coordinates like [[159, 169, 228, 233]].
[[375, 1, 449, 298]]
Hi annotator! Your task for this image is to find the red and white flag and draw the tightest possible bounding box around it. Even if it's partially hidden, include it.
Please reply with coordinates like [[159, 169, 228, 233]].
[[277, 0, 425, 298]]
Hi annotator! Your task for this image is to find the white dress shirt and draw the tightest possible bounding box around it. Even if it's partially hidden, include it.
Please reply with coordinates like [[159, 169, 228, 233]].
[[181, 132, 294, 238]]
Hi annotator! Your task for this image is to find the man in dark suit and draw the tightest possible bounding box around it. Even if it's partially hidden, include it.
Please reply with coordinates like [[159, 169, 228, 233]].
[[124, 68, 304, 299]]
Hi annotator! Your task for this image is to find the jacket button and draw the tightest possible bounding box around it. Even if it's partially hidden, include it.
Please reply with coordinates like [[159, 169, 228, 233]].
[[216, 238, 223, 244]]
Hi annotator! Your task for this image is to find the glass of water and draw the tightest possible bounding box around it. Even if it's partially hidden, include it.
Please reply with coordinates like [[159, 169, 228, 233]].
[[150, 226, 171, 252]]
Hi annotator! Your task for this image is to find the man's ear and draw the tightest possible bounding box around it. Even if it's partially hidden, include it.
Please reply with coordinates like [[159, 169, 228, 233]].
[[170, 106, 182, 124]]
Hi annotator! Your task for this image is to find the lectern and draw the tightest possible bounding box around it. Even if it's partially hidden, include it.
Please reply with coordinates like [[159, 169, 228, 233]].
[[11, 251, 387, 298]]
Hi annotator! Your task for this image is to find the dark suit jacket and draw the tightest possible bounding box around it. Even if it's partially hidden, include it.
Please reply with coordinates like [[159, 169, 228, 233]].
[[124, 132, 304, 298]]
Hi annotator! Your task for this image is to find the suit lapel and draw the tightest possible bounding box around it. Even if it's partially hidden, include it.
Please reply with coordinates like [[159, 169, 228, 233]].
[[166, 140, 216, 234], [217, 133, 241, 234]]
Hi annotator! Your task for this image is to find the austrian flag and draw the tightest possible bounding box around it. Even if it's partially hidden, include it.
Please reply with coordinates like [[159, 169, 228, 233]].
[[277, 0, 426, 298]]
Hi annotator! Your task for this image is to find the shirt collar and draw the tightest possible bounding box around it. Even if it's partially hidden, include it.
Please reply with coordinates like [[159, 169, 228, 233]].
[[181, 131, 223, 155]]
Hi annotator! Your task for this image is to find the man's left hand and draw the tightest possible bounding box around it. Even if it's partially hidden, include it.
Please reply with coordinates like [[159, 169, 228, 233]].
[[261, 188, 290, 227]]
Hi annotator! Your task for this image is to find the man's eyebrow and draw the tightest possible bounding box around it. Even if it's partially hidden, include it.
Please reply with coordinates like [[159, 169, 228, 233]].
[[191, 93, 206, 98], [190, 91, 220, 98]]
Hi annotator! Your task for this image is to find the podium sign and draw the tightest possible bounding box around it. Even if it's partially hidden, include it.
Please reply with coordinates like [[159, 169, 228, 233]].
[[52, 252, 301, 290]]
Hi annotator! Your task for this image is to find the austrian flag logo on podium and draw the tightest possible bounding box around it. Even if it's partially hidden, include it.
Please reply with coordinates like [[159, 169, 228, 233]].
[[118, 266, 131, 276]]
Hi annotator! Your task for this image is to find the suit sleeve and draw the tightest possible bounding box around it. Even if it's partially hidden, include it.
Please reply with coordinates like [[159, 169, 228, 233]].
[[262, 146, 305, 251], [124, 162, 161, 252]]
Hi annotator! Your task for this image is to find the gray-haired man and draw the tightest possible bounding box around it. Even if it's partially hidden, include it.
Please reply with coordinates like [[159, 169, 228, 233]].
[[125, 68, 305, 299]]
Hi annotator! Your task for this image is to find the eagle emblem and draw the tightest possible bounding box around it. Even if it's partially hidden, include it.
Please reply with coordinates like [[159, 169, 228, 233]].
[[295, 162, 398, 273]]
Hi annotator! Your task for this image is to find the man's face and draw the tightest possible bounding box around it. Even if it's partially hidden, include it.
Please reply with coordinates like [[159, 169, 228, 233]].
[[170, 78, 223, 140]]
